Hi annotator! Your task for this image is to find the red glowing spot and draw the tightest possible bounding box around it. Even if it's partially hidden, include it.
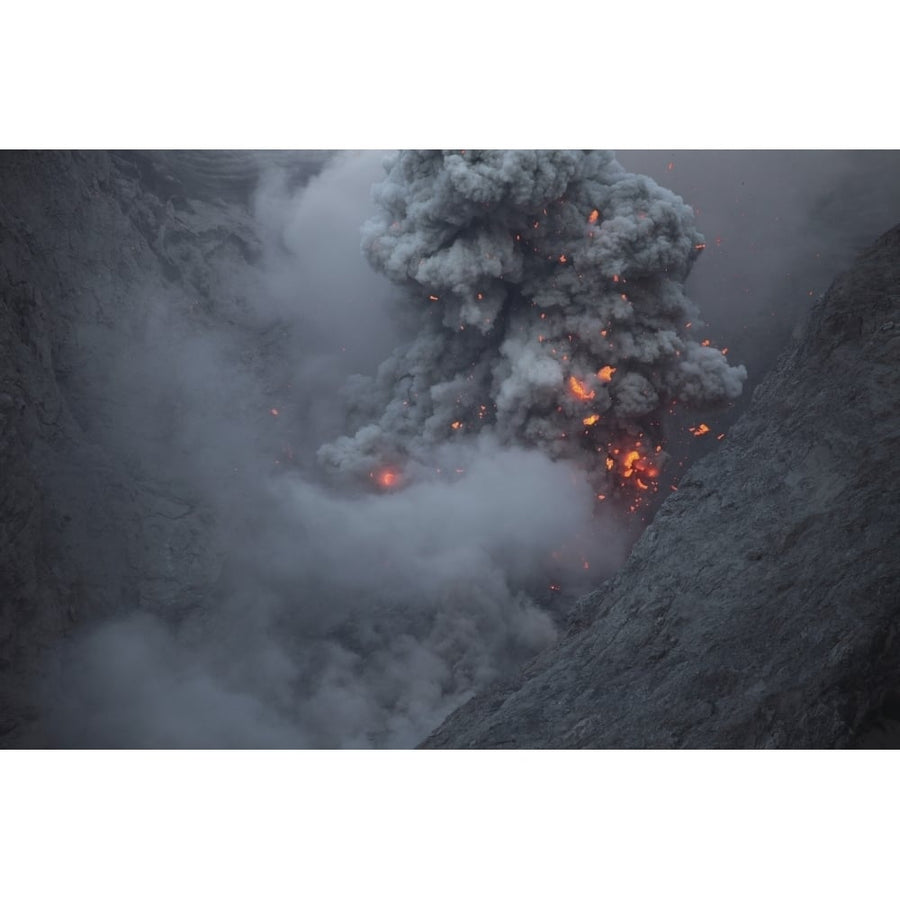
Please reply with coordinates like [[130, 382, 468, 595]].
[[558, 253, 568, 263], [549, 583, 561, 592], [685, 322, 693, 329], [597, 493, 607, 501], [270, 408, 279, 416], [568, 376, 596, 401], [375, 469, 399, 488], [428, 294, 439, 302], [612, 274, 620, 283], [588, 209, 600, 224], [717, 433, 726, 441], [600, 329, 608, 337], [597, 365, 616, 383], [721, 347, 729, 355], [701, 339, 711, 347], [689, 423, 711, 436], [476, 292, 484, 300], [694, 243, 706, 251], [450, 421, 462, 430]]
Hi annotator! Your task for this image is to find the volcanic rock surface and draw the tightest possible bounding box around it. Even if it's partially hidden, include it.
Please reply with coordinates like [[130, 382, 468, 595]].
[[422, 225, 900, 749], [0, 150, 323, 745]]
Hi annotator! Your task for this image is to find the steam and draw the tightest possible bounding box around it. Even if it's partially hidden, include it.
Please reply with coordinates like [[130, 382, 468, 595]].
[[319, 151, 746, 505], [40, 149, 894, 749]]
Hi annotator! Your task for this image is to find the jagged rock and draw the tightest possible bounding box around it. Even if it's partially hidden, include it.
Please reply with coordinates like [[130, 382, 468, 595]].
[[421, 225, 900, 749]]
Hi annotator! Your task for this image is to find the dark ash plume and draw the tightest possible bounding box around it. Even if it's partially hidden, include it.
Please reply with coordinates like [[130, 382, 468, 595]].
[[319, 150, 746, 508]]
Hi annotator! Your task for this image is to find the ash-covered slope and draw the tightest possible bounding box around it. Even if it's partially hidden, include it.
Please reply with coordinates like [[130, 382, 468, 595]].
[[422, 224, 900, 749]]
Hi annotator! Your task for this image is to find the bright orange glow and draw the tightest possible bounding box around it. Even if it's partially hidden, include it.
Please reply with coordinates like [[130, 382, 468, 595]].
[[622, 450, 641, 477], [597, 365, 616, 383], [612, 274, 620, 283], [558, 253, 568, 263], [605, 457, 615, 471], [583, 414, 600, 426], [689, 423, 710, 436], [701, 339, 711, 347], [588, 209, 600, 224], [568, 376, 596, 401], [451, 421, 462, 430], [636, 478, 649, 491], [600, 329, 607, 337], [376, 469, 398, 488]]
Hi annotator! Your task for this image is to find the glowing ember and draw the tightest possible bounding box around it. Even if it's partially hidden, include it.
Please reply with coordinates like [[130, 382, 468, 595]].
[[689, 423, 710, 436], [587, 209, 600, 224], [568, 376, 595, 401], [428, 294, 439, 302], [374, 469, 399, 488], [701, 339, 711, 347], [605, 458, 615, 471], [694, 243, 706, 251], [597, 365, 616, 383], [270, 408, 280, 416], [622, 450, 641, 477], [450, 421, 463, 430], [558, 253, 568, 263], [582, 414, 600, 426]]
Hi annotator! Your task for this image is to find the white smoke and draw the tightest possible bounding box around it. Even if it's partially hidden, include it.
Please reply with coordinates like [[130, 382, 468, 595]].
[[318, 150, 747, 507]]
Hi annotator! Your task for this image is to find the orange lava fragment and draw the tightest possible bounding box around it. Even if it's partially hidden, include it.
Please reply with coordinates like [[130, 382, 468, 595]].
[[717, 433, 726, 440], [582, 414, 600, 426], [558, 253, 567, 263], [568, 376, 596, 401], [476, 292, 484, 300], [588, 209, 600, 224], [451, 421, 462, 430], [694, 243, 707, 251], [701, 339, 711, 347], [689, 423, 711, 436], [605, 458, 615, 471], [376, 469, 398, 488], [597, 494, 607, 501], [597, 365, 616, 383], [428, 294, 439, 302]]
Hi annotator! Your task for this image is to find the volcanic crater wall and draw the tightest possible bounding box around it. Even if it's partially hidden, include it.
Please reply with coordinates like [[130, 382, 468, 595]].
[[422, 224, 900, 749]]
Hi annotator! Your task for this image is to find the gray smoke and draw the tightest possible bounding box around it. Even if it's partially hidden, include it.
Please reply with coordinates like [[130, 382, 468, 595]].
[[318, 151, 746, 509]]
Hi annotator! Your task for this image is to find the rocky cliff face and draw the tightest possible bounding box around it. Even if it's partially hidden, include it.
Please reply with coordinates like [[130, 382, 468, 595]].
[[0, 151, 322, 745], [422, 224, 900, 749]]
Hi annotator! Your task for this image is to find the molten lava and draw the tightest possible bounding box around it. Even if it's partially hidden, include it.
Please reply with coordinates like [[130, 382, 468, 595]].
[[597, 365, 616, 383], [582, 414, 600, 426], [587, 209, 600, 224], [689, 423, 710, 436], [568, 376, 595, 401], [374, 469, 399, 489]]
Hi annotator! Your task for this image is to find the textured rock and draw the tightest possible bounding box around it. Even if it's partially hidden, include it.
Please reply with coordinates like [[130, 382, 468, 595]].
[[422, 224, 900, 749], [0, 151, 313, 744]]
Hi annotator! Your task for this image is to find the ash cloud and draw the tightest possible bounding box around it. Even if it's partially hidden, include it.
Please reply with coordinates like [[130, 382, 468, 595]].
[[318, 151, 747, 504], [38, 149, 900, 748]]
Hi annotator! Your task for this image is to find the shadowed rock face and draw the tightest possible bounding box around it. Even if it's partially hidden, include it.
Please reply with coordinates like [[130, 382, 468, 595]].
[[422, 225, 900, 749]]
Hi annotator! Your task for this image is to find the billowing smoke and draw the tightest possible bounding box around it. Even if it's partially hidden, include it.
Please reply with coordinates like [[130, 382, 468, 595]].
[[319, 150, 746, 509]]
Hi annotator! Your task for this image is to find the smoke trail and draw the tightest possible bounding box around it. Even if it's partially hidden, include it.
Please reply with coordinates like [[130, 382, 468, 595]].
[[318, 150, 746, 511]]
